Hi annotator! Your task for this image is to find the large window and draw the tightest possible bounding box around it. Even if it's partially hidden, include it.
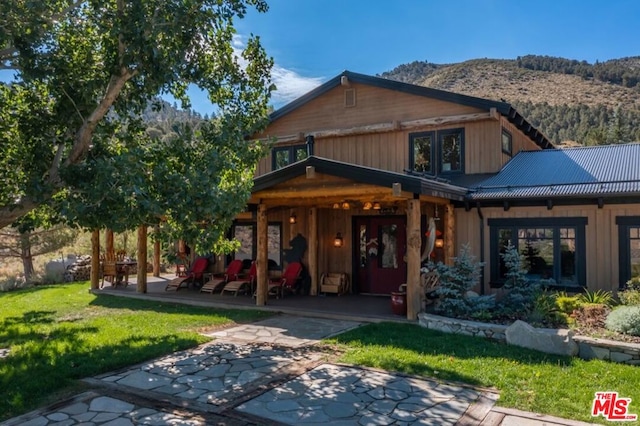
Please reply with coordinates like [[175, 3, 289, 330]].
[[616, 217, 640, 288], [231, 222, 282, 268], [489, 217, 587, 289], [272, 145, 308, 170], [409, 128, 464, 175]]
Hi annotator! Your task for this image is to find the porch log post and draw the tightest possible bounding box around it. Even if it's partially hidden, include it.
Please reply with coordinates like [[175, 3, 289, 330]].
[[445, 203, 455, 265], [406, 199, 422, 320], [137, 225, 147, 293], [309, 207, 318, 296], [152, 226, 160, 277], [256, 204, 268, 305], [105, 229, 114, 259], [90, 229, 100, 290]]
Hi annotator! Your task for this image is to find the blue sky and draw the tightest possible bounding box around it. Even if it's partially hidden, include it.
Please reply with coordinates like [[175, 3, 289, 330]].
[[194, 0, 639, 115]]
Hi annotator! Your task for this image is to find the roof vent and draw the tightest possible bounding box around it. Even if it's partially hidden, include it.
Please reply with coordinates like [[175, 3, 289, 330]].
[[344, 88, 356, 108]]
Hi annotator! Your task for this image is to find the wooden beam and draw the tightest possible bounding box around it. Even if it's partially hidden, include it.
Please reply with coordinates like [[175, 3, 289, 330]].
[[254, 183, 397, 199], [406, 199, 421, 320], [137, 225, 147, 293], [256, 204, 268, 306], [152, 226, 160, 277], [308, 207, 318, 296], [445, 204, 455, 266], [264, 111, 494, 143], [90, 229, 100, 290], [250, 193, 412, 207]]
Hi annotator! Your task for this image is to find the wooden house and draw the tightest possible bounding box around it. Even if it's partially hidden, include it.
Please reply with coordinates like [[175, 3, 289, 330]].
[[239, 71, 557, 319]]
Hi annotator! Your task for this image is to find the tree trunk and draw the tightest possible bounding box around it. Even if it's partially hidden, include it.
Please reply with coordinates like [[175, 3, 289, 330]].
[[20, 231, 35, 282]]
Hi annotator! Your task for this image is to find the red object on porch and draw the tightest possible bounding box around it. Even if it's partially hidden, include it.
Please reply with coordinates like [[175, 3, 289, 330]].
[[221, 261, 257, 296], [390, 291, 407, 316], [165, 257, 209, 291], [200, 259, 243, 294], [268, 261, 303, 298]]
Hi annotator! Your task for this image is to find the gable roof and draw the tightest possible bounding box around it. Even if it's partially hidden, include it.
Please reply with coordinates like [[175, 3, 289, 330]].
[[469, 143, 640, 201], [269, 70, 554, 150], [252, 156, 468, 201]]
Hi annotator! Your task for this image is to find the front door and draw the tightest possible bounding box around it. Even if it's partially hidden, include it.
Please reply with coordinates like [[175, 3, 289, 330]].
[[354, 216, 407, 294]]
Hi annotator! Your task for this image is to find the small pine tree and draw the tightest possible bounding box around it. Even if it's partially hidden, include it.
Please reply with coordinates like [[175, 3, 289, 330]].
[[499, 243, 540, 317], [435, 244, 483, 318]]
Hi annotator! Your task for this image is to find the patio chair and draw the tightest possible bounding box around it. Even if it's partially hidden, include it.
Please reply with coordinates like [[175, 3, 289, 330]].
[[200, 259, 243, 294], [100, 260, 122, 289], [221, 261, 257, 296], [165, 257, 209, 291], [267, 261, 303, 299]]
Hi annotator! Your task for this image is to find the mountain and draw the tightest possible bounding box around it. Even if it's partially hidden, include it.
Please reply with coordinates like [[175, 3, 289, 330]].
[[378, 56, 640, 146]]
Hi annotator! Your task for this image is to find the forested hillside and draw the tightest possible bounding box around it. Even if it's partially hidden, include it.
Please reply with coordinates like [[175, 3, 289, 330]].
[[378, 56, 640, 145]]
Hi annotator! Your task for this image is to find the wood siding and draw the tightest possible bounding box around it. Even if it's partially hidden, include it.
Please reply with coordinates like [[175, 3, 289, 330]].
[[455, 204, 640, 294]]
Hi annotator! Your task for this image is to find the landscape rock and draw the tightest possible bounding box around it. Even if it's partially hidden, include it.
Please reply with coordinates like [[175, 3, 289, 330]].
[[505, 320, 578, 357]]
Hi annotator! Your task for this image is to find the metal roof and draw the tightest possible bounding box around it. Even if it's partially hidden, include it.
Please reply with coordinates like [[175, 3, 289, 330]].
[[268, 71, 554, 150], [469, 143, 640, 200]]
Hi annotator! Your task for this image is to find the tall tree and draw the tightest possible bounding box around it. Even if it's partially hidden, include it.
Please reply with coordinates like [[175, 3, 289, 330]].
[[0, 0, 273, 230]]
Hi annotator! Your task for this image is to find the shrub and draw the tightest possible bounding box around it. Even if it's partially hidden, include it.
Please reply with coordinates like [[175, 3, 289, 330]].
[[434, 244, 484, 318], [528, 291, 567, 327], [572, 304, 611, 329], [579, 289, 614, 306], [605, 306, 640, 336], [498, 243, 540, 317], [618, 277, 640, 306], [555, 295, 583, 315]]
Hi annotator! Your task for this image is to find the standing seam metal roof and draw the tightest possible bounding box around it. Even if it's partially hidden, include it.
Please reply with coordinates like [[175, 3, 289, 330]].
[[469, 143, 640, 200]]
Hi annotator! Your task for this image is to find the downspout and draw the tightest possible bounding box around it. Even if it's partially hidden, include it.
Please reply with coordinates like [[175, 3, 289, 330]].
[[476, 202, 485, 295]]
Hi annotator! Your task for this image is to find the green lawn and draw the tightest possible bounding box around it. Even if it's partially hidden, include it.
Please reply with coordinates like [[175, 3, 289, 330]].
[[323, 322, 640, 425], [0, 282, 273, 421]]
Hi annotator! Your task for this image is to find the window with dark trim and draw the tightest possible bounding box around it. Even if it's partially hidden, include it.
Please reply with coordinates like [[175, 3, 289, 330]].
[[271, 145, 308, 170], [231, 222, 282, 268], [616, 216, 640, 288], [489, 217, 587, 289], [409, 128, 464, 175], [501, 129, 512, 156]]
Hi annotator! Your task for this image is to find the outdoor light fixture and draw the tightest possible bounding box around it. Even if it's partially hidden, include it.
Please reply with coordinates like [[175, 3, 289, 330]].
[[363, 201, 373, 210], [289, 213, 297, 224], [373, 202, 381, 210], [334, 232, 344, 248], [332, 203, 340, 209], [342, 202, 350, 210], [435, 238, 444, 248]]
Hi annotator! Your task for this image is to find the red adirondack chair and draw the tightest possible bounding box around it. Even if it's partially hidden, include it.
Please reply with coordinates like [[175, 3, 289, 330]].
[[268, 261, 303, 299], [200, 259, 243, 294], [221, 261, 257, 296], [165, 257, 209, 291]]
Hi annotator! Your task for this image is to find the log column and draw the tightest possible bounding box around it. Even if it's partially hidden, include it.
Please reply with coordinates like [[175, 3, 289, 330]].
[[445, 203, 455, 265], [153, 226, 160, 277], [90, 229, 100, 290], [308, 207, 318, 296], [105, 229, 114, 259], [256, 204, 268, 305], [137, 225, 147, 293], [406, 199, 421, 320]]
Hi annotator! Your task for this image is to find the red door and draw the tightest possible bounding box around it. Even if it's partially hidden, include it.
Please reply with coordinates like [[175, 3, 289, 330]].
[[354, 216, 407, 295]]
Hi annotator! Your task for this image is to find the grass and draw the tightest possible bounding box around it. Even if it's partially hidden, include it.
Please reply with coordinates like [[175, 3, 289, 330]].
[[0, 282, 273, 421], [322, 322, 640, 425]]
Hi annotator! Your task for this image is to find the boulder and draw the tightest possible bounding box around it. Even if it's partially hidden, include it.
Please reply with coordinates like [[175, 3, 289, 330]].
[[505, 320, 578, 357]]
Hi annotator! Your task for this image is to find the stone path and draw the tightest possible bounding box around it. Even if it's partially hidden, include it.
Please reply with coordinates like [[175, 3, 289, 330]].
[[1, 315, 596, 426]]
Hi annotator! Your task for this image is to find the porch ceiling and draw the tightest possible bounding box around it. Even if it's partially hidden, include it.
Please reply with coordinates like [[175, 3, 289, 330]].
[[250, 156, 467, 208]]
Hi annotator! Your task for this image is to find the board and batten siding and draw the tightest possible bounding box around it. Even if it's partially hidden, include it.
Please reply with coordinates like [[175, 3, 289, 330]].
[[455, 204, 640, 294]]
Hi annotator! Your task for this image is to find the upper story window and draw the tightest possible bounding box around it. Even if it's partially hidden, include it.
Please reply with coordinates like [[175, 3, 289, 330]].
[[272, 144, 308, 170], [502, 129, 513, 156], [409, 128, 464, 175]]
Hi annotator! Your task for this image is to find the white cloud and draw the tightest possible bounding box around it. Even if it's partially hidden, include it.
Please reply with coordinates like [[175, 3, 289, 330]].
[[270, 66, 324, 107]]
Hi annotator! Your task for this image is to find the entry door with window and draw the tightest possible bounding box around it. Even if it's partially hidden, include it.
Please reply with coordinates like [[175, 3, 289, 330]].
[[355, 216, 407, 294]]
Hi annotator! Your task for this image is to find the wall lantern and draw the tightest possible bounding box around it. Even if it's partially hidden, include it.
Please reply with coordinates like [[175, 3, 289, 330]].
[[334, 232, 344, 248], [332, 203, 340, 209], [342, 202, 351, 210], [363, 201, 373, 210], [289, 213, 297, 224], [373, 202, 381, 210], [435, 238, 444, 248]]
